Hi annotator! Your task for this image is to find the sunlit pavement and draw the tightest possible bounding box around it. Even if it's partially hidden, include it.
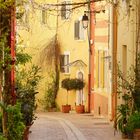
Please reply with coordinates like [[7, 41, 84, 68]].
[[29, 112, 122, 140]]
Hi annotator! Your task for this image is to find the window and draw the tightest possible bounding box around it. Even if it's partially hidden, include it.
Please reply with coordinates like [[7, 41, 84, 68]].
[[74, 20, 85, 40], [122, 45, 127, 77], [21, 10, 29, 25], [61, 1, 71, 20], [98, 50, 101, 87], [17, 4, 29, 26], [60, 54, 69, 73], [103, 51, 107, 88], [42, 10, 47, 24], [23, 5, 29, 25], [97, 50, 107, 88]]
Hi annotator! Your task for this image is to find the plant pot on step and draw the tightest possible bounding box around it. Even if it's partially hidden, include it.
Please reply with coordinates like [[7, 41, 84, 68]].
[[75, 105, 85, 113], [62, 105, 71, 113], [127, 132, 134, 139], [23, 125, 31, 140], [121, 132, 128, 139], [134, 129, 140, 140]]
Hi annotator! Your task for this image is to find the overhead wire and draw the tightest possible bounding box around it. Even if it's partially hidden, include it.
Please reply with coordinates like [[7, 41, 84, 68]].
[[18, 0, 134, 30]]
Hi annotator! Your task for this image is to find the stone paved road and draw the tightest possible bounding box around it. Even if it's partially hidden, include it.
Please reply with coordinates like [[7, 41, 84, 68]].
[[29, 112, 123, 140]]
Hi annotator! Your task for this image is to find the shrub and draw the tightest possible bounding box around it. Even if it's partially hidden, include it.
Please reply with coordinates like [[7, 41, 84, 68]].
[[61, 78, 85, 105], [6, 103, 25, 140]]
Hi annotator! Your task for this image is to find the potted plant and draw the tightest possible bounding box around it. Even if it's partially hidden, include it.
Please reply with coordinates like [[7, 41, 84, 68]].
[[16, 65, 41, 139], [71, 78, 85, 113], [127, 112, 140, 139], [61, 78, 73, 113], [116, 103, 130, 139]]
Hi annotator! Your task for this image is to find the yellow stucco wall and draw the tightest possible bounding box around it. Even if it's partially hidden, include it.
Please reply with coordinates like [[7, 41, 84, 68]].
[[17, 0, 89, 111], [117, 0, 138, 105], [56, 0, 89, 111]]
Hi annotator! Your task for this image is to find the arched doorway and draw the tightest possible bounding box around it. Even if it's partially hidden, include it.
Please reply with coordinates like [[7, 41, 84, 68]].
[[76, 71, 84, 105]]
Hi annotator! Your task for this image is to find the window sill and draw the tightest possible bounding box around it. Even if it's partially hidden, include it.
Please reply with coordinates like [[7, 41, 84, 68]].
[[63, 73, 70, 76]]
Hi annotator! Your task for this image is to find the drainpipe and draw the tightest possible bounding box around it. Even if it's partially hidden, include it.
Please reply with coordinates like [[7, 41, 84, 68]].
[[89, 0, 95, 113], [87, 0, 95, 113], [109, 3, 113, 120], [111, 0, 118, 123], [87, 0, 91, 113]]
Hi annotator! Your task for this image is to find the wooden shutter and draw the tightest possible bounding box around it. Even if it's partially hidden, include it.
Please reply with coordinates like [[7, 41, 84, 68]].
[[65, 1, 71, 19], [98, 50, 100, 87], [42, 10, 45, 24], [61, 2, 66, 19], [74, 21, 80, 39], [65, 55, 69, 73], [60, 55, 65, 72], [24, 10, 29, 24]]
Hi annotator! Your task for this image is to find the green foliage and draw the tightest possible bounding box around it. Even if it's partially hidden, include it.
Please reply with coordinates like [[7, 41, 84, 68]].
[[41, 85, 56, 111], [61, 78, 73, 91], [16, 48, 32, 65], [0, 112, 3, 133], [117, 53, 140, 112], [133, 53, 140, 110], [71, 78, 85, 90], [0, 38, 13, 72], [0, 112, 5, 139], [16, 64, 41, 126], [44, 85, 56, 110], [61, 78, 85, 91], [0, 0, 14, 10], [6, 103, 25, 140], [61, 78, 85, 105], [126, 111, 140, 132], [0, 0, 33, 139], [0, 135, 7, 140], [116, 104, 130, 133], [41, 73, 59, 110]]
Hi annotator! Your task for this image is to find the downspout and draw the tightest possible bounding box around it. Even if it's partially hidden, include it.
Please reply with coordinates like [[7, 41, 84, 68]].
[[89, 0, 95, 113], [87, 0, 91, 113], [87, 0, 93, 113], [136, 0, 140, 65], [111, 0, 118, 124], [108, 4, 113, 120]]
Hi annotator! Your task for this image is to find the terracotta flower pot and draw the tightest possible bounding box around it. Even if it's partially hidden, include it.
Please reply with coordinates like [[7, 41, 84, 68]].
[[75, 105, 85, 113], [134, 129, 140, 140], [127, 132, 134, 139], [23, 125, 31, 140], [62, 105, 71, 113], [121, 133, 128, 139]]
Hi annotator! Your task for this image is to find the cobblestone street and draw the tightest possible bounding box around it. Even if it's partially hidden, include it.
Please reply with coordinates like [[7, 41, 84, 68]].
[[29, 112, 123, 140]]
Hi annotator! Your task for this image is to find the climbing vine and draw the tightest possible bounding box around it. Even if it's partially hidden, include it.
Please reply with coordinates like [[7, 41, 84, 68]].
[[39, 35, 61, 108]]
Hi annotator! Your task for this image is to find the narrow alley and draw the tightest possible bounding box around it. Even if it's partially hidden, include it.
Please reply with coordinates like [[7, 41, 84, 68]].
[[29, 112, 122, 140]]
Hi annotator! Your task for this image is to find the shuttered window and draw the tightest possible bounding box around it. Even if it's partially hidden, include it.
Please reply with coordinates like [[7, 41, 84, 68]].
[[98, 50, 100, 87], [42, 10, 47, 24], [60, 54, 69, 73], [25, 12, 29, 24], [61, 1, 71, 20], [74, 20, 85, 40], [61, 2, 66, 19], [103, 51, 108, 88], [74, 21, 80, 39], [97, 50, 108, 88]]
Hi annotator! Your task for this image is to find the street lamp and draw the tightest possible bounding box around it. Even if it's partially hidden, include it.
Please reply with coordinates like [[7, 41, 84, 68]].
[[82, 14, 89, 29], [82, 13, 91, 113]]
